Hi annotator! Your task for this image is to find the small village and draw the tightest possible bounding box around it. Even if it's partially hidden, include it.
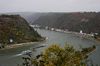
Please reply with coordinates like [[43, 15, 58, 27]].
[[31, 25, 99, 40]]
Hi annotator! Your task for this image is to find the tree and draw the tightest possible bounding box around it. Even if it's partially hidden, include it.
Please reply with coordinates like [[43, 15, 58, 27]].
[[20, 44, 96, 66]]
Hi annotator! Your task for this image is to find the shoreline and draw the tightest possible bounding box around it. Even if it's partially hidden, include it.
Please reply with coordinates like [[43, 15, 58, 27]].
[[0, 42, 39, 51], [47, 29, 94, 39], [0, 39, 46, 51], [49, 29, 99, 41]]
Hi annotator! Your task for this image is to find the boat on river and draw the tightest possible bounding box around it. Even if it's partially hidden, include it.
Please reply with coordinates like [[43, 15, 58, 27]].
[[21, 50, 32, 55]]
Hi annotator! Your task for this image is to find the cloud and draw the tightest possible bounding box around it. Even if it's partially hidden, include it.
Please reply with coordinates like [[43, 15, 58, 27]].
[[0, 0, 100, 12]]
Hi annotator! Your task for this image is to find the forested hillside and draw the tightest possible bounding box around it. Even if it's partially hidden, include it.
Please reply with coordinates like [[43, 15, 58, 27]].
[[33, 12, 100, 34], [0, 15, 42, 45]]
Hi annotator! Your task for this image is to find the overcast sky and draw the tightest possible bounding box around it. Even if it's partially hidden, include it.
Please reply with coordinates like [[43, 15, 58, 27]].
[[0, 0, 100, 13]]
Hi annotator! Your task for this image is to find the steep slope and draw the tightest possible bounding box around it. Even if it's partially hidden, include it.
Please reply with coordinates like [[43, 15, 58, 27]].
[[0, 15, 42, 44], [4, 12, 43, 24], [19, 12, 42, 24], [33, 12, 100, 33]]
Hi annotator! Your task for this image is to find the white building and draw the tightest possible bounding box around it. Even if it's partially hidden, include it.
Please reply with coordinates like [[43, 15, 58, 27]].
[[9, 38, 13, 43]]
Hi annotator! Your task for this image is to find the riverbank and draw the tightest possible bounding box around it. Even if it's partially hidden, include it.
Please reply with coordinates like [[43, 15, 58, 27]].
[[0, 42, 38, 51], [48, 29, 95, 40], [0, 38, 46, 51], [96, 37, 100, 41]]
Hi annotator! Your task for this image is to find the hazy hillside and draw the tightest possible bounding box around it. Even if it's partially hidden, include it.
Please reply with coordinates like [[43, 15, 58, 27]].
[[0, 15, 42, 44], [3, 12, 43, 24], [33, 12, 100, 33], [5, 12, 100, 34], [19, 12, 42, 24]]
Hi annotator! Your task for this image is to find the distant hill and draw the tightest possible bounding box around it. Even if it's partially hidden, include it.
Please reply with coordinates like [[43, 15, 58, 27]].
[[0, 14, 42, 44], [17, 12, 42, 24], [2, 12, 43, 24], [4, 12, 100, 34], [33, 12, 100, 34]]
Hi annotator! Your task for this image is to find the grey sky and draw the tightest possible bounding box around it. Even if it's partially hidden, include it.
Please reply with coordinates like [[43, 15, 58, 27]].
[[0, 0, 100, 13]]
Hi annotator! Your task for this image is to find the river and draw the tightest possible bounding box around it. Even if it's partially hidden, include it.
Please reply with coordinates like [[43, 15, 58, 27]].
[[0, 29, 100, 66]]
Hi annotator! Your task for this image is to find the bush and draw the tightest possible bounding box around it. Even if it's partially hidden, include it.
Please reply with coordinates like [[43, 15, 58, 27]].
[[20, 44, 96, 66]]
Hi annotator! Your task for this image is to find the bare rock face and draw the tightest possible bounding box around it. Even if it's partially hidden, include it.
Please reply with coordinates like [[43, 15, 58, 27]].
[[0, 15, 42, 44]]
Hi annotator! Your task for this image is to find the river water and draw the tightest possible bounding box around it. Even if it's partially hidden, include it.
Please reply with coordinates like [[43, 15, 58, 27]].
[[0, 29, 100, 66]]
